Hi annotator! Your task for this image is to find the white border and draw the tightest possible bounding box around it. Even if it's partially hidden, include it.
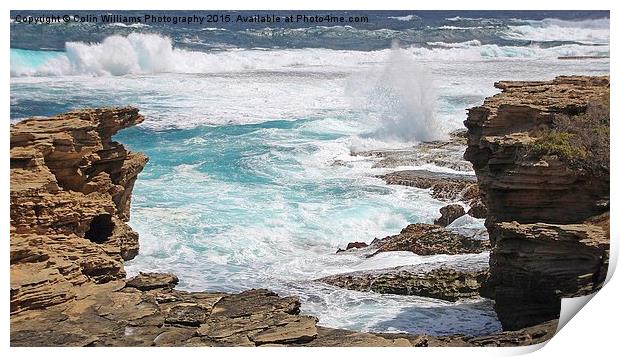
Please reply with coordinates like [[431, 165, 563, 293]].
[[3, 1, 617, 356]]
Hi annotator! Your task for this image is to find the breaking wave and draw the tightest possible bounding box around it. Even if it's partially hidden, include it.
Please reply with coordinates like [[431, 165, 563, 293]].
[[387, 14, 421, 21], [503, 17, 610, 44], [10, 31, 609, 77]]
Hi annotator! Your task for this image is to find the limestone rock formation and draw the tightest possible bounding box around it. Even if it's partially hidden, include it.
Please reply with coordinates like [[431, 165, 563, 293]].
[[464, 76, 610, 225], [368, 223, 490, 257], [463, 76, 610, 330], [10, 107, 148, 315], [317, 266, 489, 302], [7, 108, 445, 347]]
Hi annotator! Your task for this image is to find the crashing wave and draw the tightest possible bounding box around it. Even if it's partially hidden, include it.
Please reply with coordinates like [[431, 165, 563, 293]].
[[503, 17, 610, 44], [10, 32, 610, 77]]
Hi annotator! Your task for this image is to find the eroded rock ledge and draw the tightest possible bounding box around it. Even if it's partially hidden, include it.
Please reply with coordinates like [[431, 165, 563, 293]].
[[463, 76, 610, 330], [317, 266, 489, 302], [11, 107, 148, 314], [365, 223, 490, 256], [377, 170, 486, 219]]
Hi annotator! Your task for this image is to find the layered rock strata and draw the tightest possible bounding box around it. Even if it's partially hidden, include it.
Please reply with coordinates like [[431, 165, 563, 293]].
[[463, 76, 610, 330], [11, 108, 147, 315], [11, 271, 417, 347], [317, 266, 489, 302], [7, 108, 447, 347]]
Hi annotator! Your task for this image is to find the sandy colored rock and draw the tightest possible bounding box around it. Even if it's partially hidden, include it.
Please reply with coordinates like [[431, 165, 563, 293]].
[[10, 107, 147, 315], [464, 76, 610, 225], [10, 107, 559, 347], [126, 272, 179, 291], [463, 76, 610, 330]]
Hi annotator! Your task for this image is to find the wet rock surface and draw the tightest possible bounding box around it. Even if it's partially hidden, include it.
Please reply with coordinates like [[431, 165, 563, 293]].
[[368, 223, 490, 256], [317, 266, 489, 302], [377, 170, 478, 202], [354, 130, 473, 172], [434, 204, 466, 227]]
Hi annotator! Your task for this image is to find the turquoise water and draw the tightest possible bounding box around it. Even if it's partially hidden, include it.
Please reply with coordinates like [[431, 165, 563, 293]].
[[113, 117, 500, 335], [115, 118, 441, 291], [11, 48, 64, 67], [10, 48, 65, 76]]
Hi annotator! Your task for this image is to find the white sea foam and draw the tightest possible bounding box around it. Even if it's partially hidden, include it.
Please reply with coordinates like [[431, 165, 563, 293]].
[[107, 22, 150, 28], [10, 31, 610, 78], [427, 39, 482, 48], [387, 14, 420, 21], [345, 45, 442, 142], [504, 17, 610, 44]]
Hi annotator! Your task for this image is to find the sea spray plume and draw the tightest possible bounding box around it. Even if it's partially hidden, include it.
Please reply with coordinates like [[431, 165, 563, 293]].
[[347, 42, 442, 143]]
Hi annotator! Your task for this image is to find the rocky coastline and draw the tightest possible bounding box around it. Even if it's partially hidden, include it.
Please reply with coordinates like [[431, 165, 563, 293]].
[[463, 75, 610, 330], [10, 75, 609, 346]]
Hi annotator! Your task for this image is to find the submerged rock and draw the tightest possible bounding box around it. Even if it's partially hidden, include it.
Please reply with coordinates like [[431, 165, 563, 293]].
[[336, 241, 369, 253], [353, 130, 473, 172], [377, 170, 478, 202], [317, 266, 489, 302], [377, 168, 487, 221]]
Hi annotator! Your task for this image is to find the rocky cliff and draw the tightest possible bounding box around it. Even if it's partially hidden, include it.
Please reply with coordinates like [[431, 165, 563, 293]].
[[464, 76, 610, 330], [11, 107, 148, 314]]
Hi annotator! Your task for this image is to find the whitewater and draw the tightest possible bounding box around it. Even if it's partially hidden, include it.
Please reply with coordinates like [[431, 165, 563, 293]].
[[10, 11, 609, 336]]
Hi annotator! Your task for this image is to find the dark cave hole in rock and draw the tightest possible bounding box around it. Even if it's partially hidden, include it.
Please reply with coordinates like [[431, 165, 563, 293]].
[[85, 214, 114, 244]]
